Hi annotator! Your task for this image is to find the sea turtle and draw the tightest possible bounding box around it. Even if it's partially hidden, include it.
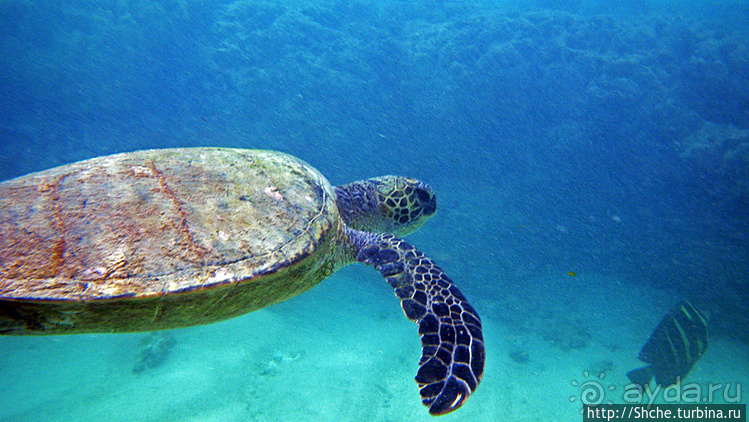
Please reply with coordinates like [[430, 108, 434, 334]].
[[0, 148, 484, 415]]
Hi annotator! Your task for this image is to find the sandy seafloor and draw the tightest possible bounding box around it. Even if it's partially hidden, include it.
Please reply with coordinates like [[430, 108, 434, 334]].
[[1, 267, 746, 422]]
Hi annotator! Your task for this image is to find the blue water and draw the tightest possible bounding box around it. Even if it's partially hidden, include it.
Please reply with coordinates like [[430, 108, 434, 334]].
[[1, 0, 747, 420]]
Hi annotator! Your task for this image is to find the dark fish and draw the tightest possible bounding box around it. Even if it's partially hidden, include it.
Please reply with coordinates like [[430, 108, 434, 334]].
[[627, 301, 708, 388]]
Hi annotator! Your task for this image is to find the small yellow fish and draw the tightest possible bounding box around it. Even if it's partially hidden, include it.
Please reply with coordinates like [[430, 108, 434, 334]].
[[567, 271, 577, 277]]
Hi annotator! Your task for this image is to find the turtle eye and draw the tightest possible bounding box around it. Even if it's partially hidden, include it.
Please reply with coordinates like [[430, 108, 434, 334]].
[[414, 187, 436, 215], [415, 187, 432, 204]]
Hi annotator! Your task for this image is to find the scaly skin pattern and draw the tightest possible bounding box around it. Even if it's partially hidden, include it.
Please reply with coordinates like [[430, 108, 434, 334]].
[[335, 176, 436, 236], [349, 229, 485, 416]]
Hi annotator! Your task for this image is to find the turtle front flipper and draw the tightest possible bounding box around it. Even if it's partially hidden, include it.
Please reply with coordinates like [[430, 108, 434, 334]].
[[351, 230, 485, 415]]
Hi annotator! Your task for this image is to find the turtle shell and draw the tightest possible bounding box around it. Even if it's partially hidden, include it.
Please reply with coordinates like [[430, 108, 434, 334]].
[[0, 148, 344, 334]]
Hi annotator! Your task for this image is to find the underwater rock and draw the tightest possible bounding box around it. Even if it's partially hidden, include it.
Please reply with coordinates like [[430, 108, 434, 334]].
[[540, 317, 593, 351], [509, 347, 530, 364], [567, 328, 593, 350], [258, 350, 303, 377], [132, 332, 176, 374], [680, 121, 749, 160], [587, 359, 615, 377]]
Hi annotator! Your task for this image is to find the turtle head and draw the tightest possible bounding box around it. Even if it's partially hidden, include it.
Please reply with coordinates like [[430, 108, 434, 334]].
[[335, 176, 437, 236], [374, 176, 437, 235]]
